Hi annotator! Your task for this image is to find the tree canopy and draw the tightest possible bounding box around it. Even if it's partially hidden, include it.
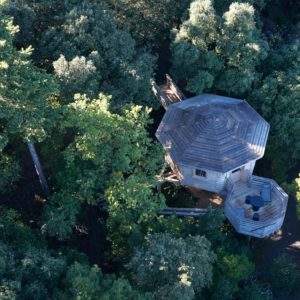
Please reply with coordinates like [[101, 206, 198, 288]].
[[0, 0, 299, 299]]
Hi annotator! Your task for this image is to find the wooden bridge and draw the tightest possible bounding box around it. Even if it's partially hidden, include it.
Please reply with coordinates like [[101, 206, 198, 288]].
[[151, 74, 185, 109]]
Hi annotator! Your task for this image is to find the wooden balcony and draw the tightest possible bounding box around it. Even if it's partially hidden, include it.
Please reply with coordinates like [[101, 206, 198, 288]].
[[225, 176, 288, 238]]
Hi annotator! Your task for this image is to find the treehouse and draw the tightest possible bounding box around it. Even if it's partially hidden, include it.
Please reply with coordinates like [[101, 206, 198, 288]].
[[153, 75, 288, 238]]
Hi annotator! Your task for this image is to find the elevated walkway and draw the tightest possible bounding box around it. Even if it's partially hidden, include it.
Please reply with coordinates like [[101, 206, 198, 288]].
[[151, 74, 185, 109]]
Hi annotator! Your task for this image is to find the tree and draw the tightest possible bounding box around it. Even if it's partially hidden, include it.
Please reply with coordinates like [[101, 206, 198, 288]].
[[105, 173, 165, 260], [250, 41, 299, 182], [214, 0, 270, 14], [0, 12, 59, 193], [0, 14, 59, 143], [106, 0, 190, 48], [171, 0, 268, 96], [0, 153, 20, 193], [0, 208, 66, 299], [34, 0, 155, 108], [66, 262, 151, 300], [53, 54, 99, 102], [294, 175, 300, 219], [181, 206, 226, 245], [0, 207, 148, 300], [171, 0, 222, 94], [210, 249, 255, 300], [214, 2, 268, 95], [2, 0, 68, 50], [128, 233, 215, 297], [42, 94, 164, 240], [238, 281, 273, 300]]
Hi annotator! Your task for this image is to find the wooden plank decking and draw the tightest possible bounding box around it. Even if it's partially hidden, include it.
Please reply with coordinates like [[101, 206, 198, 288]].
[[225, 176, 288, 238], [151, 74, 185, 109]]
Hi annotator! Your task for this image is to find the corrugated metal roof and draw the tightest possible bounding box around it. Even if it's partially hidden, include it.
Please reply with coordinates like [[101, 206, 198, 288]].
[[156, 94, 270, 173]]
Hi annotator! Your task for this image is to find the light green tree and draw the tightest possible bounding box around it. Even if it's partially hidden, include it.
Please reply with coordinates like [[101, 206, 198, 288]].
[[105, 173, 165, 259], [42, 94, 164, 240], [171, 0, 222, 94], [215, 2, 268, 95], [171, 0, 268, 96], [0, 12, 58, 193]]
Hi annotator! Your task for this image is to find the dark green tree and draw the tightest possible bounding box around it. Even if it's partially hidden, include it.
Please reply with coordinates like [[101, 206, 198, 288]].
[[37, 1, 155, 108], [250, 41, 299, 182], [128, 233, 215, 298], [106, 0, 190, 48]]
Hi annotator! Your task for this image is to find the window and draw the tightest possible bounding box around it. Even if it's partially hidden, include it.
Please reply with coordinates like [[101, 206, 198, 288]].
[[232, 168, 241, 174], [195, 169, 206, 177]]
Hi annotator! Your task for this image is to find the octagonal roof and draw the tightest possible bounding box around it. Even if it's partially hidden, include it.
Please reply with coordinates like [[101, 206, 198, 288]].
[[156, 94, 270, 173]]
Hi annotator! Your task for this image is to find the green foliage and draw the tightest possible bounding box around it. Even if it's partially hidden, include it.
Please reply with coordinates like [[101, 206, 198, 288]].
[[106, 173, 165, 259], [0, 154, 20, 193], [66, 262, 150, 300], [171, 0, 222, 94], [0, 207, 148, 300], [101, 278, 152, 300], [294, 175, 300, 219], [42, 94, 164, 239], [214, 0, 270, 14], [171, 0, 268, 96], [0, 208, 66, 299], [250, 41, 300, 181], [0, 11, 58, 193], [42, 191, 81, 239], [35, 0, 155, 108], [181, 206, 226, 244], [65, 262, 103, 299], [128, 233, 215, 297], [107, 0, 190, 48], [0, 208, 41, 250], [268, 254, 299, 296], [214, 2, 268, 95], [238, 281, 273, 300], [53, 55, 99, 102], [0, 1, 299, 299], [0, 14, 59, 142], [211, 249, 255, 300]]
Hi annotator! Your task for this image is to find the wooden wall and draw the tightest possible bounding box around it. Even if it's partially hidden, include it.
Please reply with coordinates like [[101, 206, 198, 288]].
[[177, 160, 257, 193]]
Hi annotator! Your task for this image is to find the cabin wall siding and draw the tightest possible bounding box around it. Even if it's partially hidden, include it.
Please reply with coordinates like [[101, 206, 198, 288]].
[[179, 165, 229, 193], [178, 160, 257, 193], [245, 160, 256, 174], [228, 160, 256, 183]]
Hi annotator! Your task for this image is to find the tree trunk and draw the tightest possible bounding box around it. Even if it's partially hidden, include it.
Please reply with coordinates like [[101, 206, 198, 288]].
[[27, 142, 49, 196]]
